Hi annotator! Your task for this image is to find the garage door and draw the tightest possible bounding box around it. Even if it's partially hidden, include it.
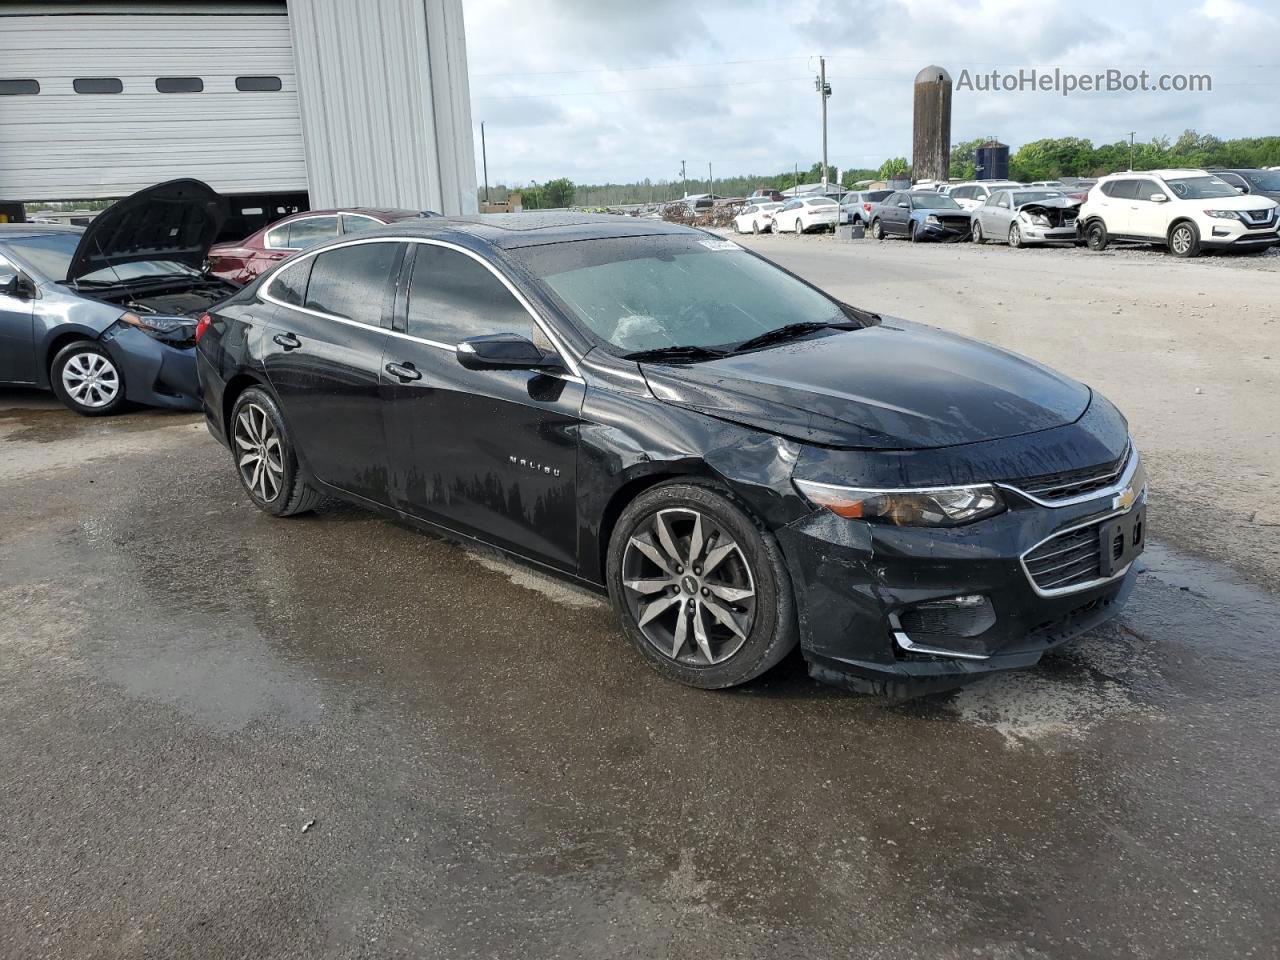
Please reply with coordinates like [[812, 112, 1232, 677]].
[[0, 5, 307, 202]]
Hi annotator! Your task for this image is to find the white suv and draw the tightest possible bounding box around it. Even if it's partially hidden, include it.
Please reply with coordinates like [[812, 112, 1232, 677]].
[[1078, 169, 1280, 258]]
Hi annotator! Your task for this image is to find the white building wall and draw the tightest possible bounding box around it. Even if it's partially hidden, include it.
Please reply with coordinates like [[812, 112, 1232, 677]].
[[286, 0, 477, 215]]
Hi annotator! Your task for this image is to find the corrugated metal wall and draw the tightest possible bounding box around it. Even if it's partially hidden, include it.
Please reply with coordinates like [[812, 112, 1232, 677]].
[[0, 4, 308, 201], [286, 0, 477, 215]]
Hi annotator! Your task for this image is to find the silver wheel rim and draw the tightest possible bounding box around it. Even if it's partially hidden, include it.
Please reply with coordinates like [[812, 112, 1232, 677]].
[[234, 402, 285, 503], [973, 223, 982, 242], [1172, 228, 1191, 253], [622, 507, 757, 667], [1010, 225, 1020, 247], [61, 352, 119, 408]]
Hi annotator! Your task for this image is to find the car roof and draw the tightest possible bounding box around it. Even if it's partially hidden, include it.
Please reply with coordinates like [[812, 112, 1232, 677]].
[[346, 212, 702, 250], [1102, 169, 1205, 179], [278, 207, 425, 222]]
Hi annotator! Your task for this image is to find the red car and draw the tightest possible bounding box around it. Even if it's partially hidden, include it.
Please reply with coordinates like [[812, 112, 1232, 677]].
[[207, 207, 433, 284]]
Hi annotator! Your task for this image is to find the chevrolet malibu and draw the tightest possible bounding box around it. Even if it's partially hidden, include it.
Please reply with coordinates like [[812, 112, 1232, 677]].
[[196, 214, 1146, 697]]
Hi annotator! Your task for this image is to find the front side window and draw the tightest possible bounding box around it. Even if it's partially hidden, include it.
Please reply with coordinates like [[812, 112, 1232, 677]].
[[1135, 182, 1167, 202], [304, 241, 400, 325], [510, 236, 855, 355], [286, 216, 338, 249], [406, 245, 544, 347]]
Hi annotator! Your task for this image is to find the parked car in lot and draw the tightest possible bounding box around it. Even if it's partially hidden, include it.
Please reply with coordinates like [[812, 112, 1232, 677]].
[[840, 190, 893, 225], [0, 179, 237, 415], [971, 189, 1081, 247], [773, 196, 840, 234], [733, 201, 783, 234], [1078, 169, 1280, 257], [1208, 168, 1280, 204], [208, 207, 434, 285], [197, 213, 1145, 697], [870, 192, 972, 242], [947, 181, 1024, 211]]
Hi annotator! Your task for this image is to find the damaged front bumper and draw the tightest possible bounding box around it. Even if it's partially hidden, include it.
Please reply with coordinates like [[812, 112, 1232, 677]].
[[99, 323, 201, 411], [776, 487, 1145, 697]]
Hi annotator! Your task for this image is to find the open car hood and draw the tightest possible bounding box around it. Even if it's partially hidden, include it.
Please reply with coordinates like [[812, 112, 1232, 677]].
[[67, 179, 226, 282], [639, 319, 1091, 450], [1017, 197, 1082, 214]]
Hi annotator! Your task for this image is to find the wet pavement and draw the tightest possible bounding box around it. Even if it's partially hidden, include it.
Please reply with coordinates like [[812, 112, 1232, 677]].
[[2, 390, 1279, 960]]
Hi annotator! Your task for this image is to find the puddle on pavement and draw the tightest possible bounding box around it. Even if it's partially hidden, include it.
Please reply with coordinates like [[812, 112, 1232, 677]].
[[0, 404, 197, 443]]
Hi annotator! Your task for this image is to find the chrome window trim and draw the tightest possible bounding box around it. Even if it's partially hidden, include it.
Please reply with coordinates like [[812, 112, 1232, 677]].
[[260, 235, 584, 382], [998, 443, 1139, 508], [1018, 499, 1144, 599]]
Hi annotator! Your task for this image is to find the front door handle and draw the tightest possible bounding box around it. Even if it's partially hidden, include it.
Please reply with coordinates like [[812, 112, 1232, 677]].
[[272, 332, 301, 351], [385, 361, 422, 383]]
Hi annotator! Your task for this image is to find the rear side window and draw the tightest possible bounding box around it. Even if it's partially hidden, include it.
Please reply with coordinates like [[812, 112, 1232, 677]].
[[406, 244, 543, 347], [287, 216, 338, 249], [304, 241, 401, 326], [269, 257, 312, 307], [1102, 180, 1140, 199], [73, 78, 123, 94], [341, 214, 381, 234]]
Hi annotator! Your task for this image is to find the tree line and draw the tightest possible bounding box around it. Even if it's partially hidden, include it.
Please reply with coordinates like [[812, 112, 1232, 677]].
[[481, 130, 1280, 207]]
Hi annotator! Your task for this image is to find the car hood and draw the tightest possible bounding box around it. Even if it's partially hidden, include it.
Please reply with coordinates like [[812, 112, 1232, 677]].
[[914, 207, 971, 217], [67, 178, 226, 282], [1016, 197, 1082, 214], [639, 319, 1091, 450], [1175, 194, 1277, 212]]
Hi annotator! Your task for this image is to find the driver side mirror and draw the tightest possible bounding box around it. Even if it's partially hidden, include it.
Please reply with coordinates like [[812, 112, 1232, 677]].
[[3, 273, 37, 300], [456, 333, 562, 372], [1150, 193, 1168, 203]]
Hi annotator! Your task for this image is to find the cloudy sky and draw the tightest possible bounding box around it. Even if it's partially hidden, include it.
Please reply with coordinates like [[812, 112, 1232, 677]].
[[462, 0, 1278, 186]]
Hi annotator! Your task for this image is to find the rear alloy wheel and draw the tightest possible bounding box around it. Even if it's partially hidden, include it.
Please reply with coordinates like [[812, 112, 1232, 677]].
[[608, 483, 797, 689], [1169, 221, 1201, 258], [752, 220, 760, 234], [1009, 223, 1023, 248], [230, 386, 322, 517], [871, 218, 885, 240], [972, 221, 985, 243], [794, 217, 805, 234], [50, 340, 126, 416]]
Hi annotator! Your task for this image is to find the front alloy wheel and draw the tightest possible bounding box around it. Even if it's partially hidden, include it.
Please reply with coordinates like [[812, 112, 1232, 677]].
[[50, 340, 126, 416], [1169, 221, 1201, 258], [1009, 223, 1023, 248], [607, 482, 797, 689]]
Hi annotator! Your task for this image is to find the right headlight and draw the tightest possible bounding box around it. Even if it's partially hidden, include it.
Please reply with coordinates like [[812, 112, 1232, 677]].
[[793, 479, 1005, 527]]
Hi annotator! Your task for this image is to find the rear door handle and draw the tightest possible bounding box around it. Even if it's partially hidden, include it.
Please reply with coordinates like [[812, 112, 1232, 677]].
[[385, 361, 422, 383], [272, 332, 301, 350]]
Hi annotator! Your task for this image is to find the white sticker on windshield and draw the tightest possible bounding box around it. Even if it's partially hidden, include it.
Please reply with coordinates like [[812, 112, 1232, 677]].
[[698, 239, 742, 251]]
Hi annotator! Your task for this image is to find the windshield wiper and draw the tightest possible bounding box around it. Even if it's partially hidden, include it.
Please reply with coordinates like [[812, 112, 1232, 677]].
[[623, 345, 728, 363], [731, 320, 861, 354]]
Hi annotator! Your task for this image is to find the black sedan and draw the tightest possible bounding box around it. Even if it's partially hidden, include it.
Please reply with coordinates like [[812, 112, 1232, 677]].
[[196, 214, 1145, 697]]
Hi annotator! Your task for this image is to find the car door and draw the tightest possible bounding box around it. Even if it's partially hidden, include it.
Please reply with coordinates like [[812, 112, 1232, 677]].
[[0, 253, 36, 383], [1127, 179, 1170, 239], [261, 239, 403, 503], [379, 240, 583, 572], [885, 193, 910, 233], [1095, 179, 1138, 234], [990, 191, 1014, 236]]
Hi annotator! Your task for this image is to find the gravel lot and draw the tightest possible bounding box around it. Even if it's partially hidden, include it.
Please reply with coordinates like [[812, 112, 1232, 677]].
[[2, 236, 1278, 959]]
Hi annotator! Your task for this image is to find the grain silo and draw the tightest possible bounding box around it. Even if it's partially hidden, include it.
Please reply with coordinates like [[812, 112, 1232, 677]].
[[912, 66, 952, 184]]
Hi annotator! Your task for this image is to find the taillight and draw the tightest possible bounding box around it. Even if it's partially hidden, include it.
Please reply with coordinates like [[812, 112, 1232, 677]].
[[863, 203, 872, 212], [195, 312, 212, 343]]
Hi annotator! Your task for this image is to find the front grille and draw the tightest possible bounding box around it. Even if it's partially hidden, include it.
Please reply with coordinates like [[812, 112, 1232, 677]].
[[1023, 519, 1116, 591], [938, 216, 970, 228], [1007, 443, 1130, 503], [1240, 208, 1276, 226]]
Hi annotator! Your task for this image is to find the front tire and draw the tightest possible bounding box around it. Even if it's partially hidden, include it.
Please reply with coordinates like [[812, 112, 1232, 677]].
[[50, 340, 127, 417], [229, 386, 322, 517], [1009, 223, 1023, 248], [607, 482, 798, 689], [972, 220, 985, 243], [1169, 221, 1201, 258]]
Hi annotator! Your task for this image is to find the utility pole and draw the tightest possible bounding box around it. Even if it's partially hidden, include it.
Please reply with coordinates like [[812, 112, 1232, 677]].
[[680, 160, 687, 198], [480, 121, 490, 204], [708, 162, 713, 198], [1128, 131, 1136, 171], [815, 57, 832, 192], [794, 162, 798, 195]]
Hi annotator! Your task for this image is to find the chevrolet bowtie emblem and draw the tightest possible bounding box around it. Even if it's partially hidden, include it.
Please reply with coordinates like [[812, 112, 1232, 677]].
[[1113, 485, 1138, 511]]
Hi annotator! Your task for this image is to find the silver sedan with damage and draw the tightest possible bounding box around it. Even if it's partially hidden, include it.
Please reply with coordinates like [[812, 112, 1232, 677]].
[[970, 189, 1083, 248]]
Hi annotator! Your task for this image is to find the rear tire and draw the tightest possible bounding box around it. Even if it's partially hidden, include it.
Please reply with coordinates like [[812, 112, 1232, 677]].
[[871, 218, 885, 240], [50, 340, 127, 417], [1168, 221, 1201, 258], [1085, 219, 1109, 251], [229, 386, 322, 517], [606, 481, 798, 690]]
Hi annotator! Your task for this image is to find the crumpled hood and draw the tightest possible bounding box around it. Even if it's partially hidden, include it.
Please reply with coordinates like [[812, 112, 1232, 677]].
[[67, 178, 226, 282], [1017, 196, 1082, 214], [640, 318, 1092, 450]]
